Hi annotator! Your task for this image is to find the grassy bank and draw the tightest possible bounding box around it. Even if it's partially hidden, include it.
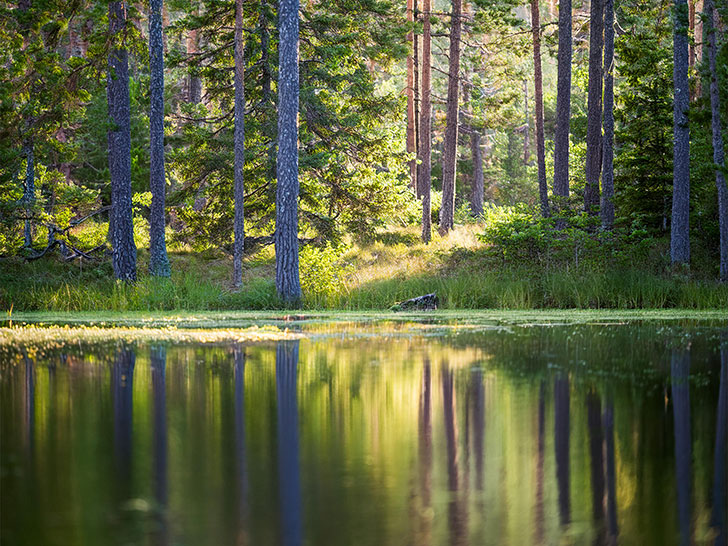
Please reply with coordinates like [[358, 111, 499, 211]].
[[1, 225, 726, 311]]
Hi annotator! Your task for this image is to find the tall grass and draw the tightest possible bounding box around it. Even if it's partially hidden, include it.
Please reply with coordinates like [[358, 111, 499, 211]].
[[1, 224, 726, 311]]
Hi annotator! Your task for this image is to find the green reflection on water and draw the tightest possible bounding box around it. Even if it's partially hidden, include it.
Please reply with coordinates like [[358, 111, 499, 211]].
[[1, 323, 726, 546]]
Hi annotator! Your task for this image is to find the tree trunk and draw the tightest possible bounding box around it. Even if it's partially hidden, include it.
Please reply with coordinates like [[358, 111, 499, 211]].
[[706, 0, 728, 281], [531, 0, 550, 218], [149, 0, 170, 277], [439, 0, 462, 235], [523, 79, 530, 165], [233, 0, 245, 289], [470, 129, 484, 217], [419, 0, 432, 243], [553, 0, 572, 209], [23, 139, 34, 249], [108, 0, 137, 282], [259, 1, 276, 183], [601, 0, 615, 229], [187, 27, 202, 103], [584, 0, 604, 215], [407, 0, 417, 191], [276, 0, 302, 303], [671, 0, 691, 266], [414, 0, 421, 198]]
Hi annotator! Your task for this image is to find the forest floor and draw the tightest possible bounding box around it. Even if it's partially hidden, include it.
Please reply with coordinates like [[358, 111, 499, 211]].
[[1, 224, 727, 312]]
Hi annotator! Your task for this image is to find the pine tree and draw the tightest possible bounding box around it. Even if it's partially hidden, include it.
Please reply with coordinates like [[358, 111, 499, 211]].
[[149, 0, 171, 277], [671, 0, 690, 266], [276, 0, 302, 303], [705, 0, 728, 281], [108, 0, 137, 282], [553, 0, 572, 208], [584, 0, 604, 215], [531, 0, 549, 218], [419, 0, 432, 243], [233, 0, 245, 288], [600, 0, 615, 228], [439, 0, 463, 235]]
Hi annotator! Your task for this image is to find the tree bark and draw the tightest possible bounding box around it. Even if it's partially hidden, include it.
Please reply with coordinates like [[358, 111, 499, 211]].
[[470, 129, 484, 217], [108, 0, 137, 282], [23, 139, 34, 249], [407, 0, 417, 191], [706, 0, 728, 281], [601, 0, 615, 229], [419, 0, 432, 243], [414, 5, 420, 197], [553, 0, 572, 209], [439, 0, 462, 235], [276, 0, 302, 303], [187, 27, 202, 103], [671, 0, 691, 266], [584, 0, 604, 215], [531, 0, 550, 218], [149, 0, 170, 277], [233, 0, 245, 288], [523, 79, 530, 165]]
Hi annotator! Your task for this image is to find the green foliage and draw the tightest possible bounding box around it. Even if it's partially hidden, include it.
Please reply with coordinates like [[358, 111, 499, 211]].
[[299, 243, 354, 307]]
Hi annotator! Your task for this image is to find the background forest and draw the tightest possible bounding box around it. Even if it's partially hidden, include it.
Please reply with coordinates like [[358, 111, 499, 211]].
[[1, 0, 727, 310]]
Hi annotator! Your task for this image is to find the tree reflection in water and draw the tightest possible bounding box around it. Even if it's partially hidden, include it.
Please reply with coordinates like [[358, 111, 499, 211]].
[[671, 347, 691, 546], [151, 345, 168, 546], [277, 341, 302, 546]]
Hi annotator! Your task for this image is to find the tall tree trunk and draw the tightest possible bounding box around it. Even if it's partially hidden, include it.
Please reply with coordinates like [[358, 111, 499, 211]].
[[671, 0, 691, 266], [419, 0, 432, 243], [601, 0, 615, 229], [414, 0, 420, 196], [149, 0, 170, 277], [22, 139, 34, 249], [407, 0, 417, 191], [233, 0, 245, 288], [553, 0, 572, 210], [260, 0, 276, 183], [439, 0, 462, 235], [584, 0, 604, 215], [470, 129, 484, 217], [108, 0, 137, 282], [688, 0, 696, 72], [706, 0, 728, 281], [187, 27, 201, 103], [523, 79, 530, 165], [276, 0, 302, 303], [531, 0, 550, 218]]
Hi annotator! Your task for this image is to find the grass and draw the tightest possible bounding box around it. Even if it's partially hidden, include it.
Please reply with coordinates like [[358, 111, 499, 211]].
[[1, 224, 727, 312]]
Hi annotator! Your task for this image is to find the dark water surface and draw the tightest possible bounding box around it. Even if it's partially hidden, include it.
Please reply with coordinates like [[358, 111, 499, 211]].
[[1, 321, 727, 545]]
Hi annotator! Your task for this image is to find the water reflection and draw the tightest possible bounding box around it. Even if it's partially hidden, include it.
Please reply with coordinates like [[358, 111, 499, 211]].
[[442, 363, 467, 545], [604, 397, 619, 544], [151, 345, 168, 546], [113, 346, 135, 495], [277, 341, 302, 546], [234, 345, 249, 545], [2, 323, 728, 546], [671, 347, 692, 546], [712, 345, 727, 546], [554, 375, 571, 526]]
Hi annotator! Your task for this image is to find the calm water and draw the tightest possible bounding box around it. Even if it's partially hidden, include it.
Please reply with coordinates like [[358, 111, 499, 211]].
[[1, 321, 727, 546]]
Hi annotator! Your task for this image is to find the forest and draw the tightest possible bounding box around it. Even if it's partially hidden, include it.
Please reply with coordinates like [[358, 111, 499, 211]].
[[1, 0, 727, 310]]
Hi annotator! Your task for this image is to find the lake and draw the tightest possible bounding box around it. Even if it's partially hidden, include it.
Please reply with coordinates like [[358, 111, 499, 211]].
[[1, 316, 726, 545]]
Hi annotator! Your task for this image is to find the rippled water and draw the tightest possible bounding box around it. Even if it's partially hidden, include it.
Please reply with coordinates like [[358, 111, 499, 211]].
[[1, 320, 726, 545]]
